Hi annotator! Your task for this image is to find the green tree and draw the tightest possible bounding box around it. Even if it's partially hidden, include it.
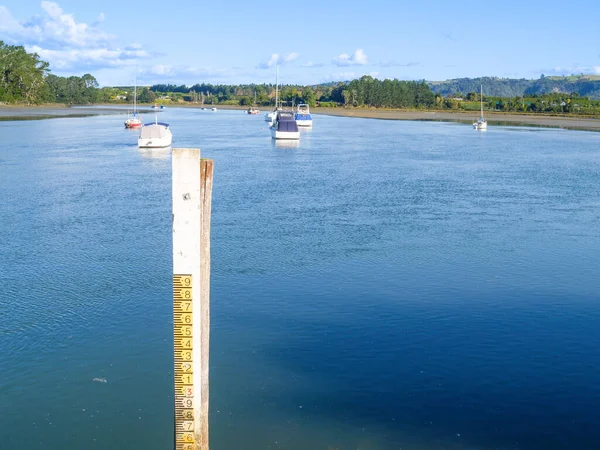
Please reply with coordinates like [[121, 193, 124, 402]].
[[341, 89, 350, 106], [0, 41, 50, 104], [302, 86, 316, 107], [137, 87, 156, 103]]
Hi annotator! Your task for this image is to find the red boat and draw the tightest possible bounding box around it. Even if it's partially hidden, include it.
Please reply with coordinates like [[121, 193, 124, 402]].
[[125, 112, 142, 128], [124, 73, 142, 128]]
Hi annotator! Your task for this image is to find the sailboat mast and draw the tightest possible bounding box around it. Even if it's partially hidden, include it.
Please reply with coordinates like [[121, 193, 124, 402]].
[[134, 72, 137, 113], [480, 85, 483, 117], [275, 65, 279, 110]]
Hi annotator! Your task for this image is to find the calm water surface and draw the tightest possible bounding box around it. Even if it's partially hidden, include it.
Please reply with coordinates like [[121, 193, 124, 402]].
[[1, 109, 600, 450]]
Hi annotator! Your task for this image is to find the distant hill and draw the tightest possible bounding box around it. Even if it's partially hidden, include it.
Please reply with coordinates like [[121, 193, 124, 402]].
[[428, 75, 600, 99]]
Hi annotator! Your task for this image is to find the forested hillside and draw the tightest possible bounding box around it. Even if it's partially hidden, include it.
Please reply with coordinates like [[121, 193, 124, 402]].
[[429, 76, 600, 99]]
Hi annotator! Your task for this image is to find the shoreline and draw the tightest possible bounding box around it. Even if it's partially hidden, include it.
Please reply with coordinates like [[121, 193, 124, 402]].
[[184, 104, 600, 131], [2, 104, 600, 131]]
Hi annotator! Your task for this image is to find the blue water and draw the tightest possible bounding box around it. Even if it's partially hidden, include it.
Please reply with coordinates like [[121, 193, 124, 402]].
[[1, 108, 600, 450]]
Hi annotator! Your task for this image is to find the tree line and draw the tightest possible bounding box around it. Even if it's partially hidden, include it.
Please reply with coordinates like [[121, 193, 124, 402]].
[[148, 77, 600, 114], [3, 40, 600, 115], [326, 76, 435, 108], [148, 77, 436, 109], [0, 41, 101, 104]]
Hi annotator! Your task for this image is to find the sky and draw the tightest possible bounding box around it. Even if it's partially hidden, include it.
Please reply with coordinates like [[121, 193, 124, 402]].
[[1, 0, 599, 87]]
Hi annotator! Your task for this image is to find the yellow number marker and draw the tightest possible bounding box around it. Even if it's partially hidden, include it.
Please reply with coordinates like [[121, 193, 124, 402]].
[[174, 274, 195, 450]]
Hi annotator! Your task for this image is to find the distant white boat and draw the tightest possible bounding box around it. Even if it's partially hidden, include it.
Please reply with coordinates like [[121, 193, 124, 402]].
[[211, 107, 217, 111], [295, 103, 313, 127], [124, 72, 142, 128], [138, 116, 172, 148], [265, 110, 277, 123], [271, 110, 300, 140], [473, 85, 487, 130], [248, 92, 260, 114]]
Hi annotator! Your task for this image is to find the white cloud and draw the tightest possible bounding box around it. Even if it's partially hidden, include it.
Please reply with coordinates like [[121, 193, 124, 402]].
[[542, 65, 600, 76], [0, 6, 22, 33], [333, 49, 368, 66], [28, 45, 150, 70], [322, 72, 358, 82], [4, 1, 114, 48], [141, 65, 239, 83], [258, 52, 300, 69], [149, 65, 173, 76], [301, 61, 324, 68], [92, 12, 105, 26], [0, 2, 150, 73], [283, 52, 299, 63], [378, 60, 419, 68]]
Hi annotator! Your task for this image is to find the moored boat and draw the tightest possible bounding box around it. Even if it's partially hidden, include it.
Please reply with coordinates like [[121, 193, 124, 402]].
[[265, 110, 277, 123], [270, 110, 300, 140], [473, 85, 487, 130], [138, 116, 172, 148], [295, 103, 313, 127], [125, 111, 142, 128], [124, 73, 142, 128], [248, 92, 260, 115]]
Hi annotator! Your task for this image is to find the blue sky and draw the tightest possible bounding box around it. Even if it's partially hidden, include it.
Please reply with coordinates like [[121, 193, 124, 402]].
[[1, 0, 599, 86]]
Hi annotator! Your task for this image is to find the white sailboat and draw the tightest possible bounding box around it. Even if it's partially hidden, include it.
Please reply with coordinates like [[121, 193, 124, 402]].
[[124, 72, 142, 128], [247, 91, 260, 114], [473, 85, 487, 130], [265, 65, 280, 124]]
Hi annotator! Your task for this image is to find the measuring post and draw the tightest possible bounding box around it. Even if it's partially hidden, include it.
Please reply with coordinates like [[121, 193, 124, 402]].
[[172, 148, 214, 450]]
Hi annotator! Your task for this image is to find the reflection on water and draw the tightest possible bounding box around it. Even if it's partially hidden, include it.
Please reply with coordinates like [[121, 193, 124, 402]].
[[298, 125, 313, 133], [138, 145, 172, 159], [272, 139, 300, 149]]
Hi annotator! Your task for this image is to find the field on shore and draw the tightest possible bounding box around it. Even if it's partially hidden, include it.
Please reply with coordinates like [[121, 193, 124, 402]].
[[2, 104, 600, 131]]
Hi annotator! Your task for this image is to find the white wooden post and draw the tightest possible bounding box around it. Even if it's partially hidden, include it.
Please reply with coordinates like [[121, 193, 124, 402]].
[[172, 148, 213, 450]]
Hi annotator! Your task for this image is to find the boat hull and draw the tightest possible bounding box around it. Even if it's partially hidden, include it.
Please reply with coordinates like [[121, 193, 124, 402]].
[[138, 135, 172, 148], [295, 112, 312, 127], [271, 129, 300, 140], [473, 121, 487, 130]]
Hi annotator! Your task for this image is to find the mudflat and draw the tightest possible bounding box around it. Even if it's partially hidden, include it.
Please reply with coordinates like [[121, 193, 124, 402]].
[[312, 108, 600, 132], [0, 105, 153, 120]]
